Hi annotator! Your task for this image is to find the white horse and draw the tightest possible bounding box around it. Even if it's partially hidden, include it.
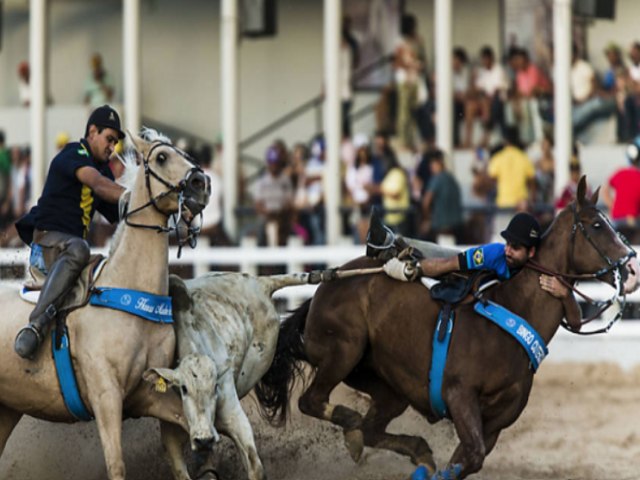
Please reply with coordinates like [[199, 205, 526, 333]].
[[0, 130, 211, 480], [146, 271, 315, 480]]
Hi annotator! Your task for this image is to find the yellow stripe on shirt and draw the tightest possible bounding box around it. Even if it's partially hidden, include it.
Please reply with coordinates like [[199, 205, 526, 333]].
[[80, 184, 94, 238]]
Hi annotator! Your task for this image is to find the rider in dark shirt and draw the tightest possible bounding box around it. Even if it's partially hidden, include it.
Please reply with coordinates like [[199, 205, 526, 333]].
[[14, 105, 126, 359]]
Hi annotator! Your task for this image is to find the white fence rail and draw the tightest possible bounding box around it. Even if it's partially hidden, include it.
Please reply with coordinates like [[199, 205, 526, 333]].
[[2, 243, 640, 367]]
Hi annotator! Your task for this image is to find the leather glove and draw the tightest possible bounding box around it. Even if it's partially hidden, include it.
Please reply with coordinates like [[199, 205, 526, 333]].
[[383, 257, 421, 282]]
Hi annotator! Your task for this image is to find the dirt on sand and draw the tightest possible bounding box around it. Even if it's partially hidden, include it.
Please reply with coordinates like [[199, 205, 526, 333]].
[[2, 362, 639, 480]]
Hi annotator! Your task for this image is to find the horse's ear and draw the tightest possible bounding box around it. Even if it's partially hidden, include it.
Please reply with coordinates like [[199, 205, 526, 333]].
[[576, 175, 587, 208], [590, 186, 600, 205], [128, 130, 149, 163], [169, 274, 192, 313]]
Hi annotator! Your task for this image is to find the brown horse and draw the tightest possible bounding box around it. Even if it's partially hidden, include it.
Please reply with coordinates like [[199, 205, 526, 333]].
[[254, 178, 639, 479]]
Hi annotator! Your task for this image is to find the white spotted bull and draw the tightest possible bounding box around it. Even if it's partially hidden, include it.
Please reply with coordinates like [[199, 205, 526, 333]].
[[154, 271, 313, 480]]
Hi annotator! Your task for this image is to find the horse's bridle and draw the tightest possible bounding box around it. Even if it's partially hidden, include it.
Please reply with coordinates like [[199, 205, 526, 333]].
[[122, 142, 205, 255], [525, 204, 636, 335]]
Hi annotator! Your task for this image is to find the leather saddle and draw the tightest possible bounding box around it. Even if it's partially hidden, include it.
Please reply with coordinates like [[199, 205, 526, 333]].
[[21, 254, 108, 314]]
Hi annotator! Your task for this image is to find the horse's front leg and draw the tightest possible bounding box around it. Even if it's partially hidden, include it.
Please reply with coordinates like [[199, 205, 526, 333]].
[[216, 383, 265, 480], [412, 385, 484, 480], [85, 378, 127, 480], [160, 421, 192, 480]]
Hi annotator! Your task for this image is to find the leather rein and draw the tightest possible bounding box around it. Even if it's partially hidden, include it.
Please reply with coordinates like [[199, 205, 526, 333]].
[[524, 204, 636, 336], [122, 142, 204, 255]]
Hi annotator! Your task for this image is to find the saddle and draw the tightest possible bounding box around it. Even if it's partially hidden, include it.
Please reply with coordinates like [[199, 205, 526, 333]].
[[424, 271, 498, 342], [21, 254, 108, 315]]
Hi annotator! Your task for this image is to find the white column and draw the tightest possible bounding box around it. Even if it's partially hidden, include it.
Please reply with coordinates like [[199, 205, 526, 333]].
[[554, 0, 572, 198], [324, 0, 341, 245], [29, 0, 47, 206], [221, 0, 239, 239], [435, 0, 453, 160], [123, 0, 141, 135]]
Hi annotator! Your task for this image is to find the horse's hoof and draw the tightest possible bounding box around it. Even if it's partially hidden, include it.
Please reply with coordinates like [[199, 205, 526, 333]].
[[414, 453, 437, 473], [343, 429, 364, 463], [409, 465, 428, 480]]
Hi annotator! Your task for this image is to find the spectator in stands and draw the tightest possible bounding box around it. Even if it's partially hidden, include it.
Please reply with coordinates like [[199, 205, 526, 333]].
[[289, 143, 311, 243], [452, 47, 471, 147], [55, 132, 70, 152], [345, 133, 374, 243], [571, 44, 617, 137], [0, 132, 11, 237], [340, 17, 359, 138], [602, 43, 628, 142], [373, 149, 411, 235], [370, 130, 395, 207], [394, 13, 427, 151], [412, 144, 434, 202], [84, 53, 114, 108], [305, 136, 326, 245], [17, 61, 30, 107], [488, 126, 535, 210], [602, 135, 640, 229], [418, 149, 463, 243], [10, 146, 31, 223], [198, 145, 231, 247], [253, 145, 293, 247], [464, 46, 508, 148], [555, 156, 588, 212], [507, 47, 551, 146], [624, 42, 640, 140], [534, 134, 555, 206]]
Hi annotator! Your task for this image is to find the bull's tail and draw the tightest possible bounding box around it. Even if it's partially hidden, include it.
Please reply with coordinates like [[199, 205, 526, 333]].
[[254, 298, 311, 427], [258, 272, 311, 296]]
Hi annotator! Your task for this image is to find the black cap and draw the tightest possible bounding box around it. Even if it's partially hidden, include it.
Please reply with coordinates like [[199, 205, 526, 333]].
[[500, 212, 541, 248], [85, 105, 125, 139]]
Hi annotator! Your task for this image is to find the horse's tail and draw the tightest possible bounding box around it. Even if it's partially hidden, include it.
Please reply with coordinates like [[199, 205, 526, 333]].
[[254, 297, 311, 427]]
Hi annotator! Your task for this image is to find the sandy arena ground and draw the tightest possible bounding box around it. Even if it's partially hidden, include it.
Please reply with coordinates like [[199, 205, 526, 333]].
[[1, 362, 639, 480]]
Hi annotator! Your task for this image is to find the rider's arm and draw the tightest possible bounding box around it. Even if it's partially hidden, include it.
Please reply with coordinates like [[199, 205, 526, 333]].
[[76, 166, 125, 204], [417, 255, 462, 277]]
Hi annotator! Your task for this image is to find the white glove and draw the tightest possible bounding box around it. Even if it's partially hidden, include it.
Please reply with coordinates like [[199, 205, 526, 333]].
[[383, 257, 420, 282]]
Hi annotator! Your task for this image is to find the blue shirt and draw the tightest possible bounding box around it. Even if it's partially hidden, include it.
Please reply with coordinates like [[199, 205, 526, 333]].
[[18, 139, 119, 242], [460, 243, 512, 280]]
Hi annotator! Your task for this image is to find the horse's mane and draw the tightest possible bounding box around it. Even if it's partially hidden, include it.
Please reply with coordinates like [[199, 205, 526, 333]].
[[109, 127, 172, 256]]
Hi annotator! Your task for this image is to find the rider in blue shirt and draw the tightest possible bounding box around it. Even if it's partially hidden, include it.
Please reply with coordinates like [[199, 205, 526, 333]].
[[14, 105, 126, 360]]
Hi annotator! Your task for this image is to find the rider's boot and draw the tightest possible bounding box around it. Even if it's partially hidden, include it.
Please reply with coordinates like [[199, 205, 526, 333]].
[[14, 304, 57, 360], [365, 209, 420, 261], [14, 249, 84, 359], [365, 208, 397, 259]]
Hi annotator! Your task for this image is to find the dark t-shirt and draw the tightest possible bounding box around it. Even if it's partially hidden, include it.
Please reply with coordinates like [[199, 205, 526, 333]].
[[19, 139, 119, 243]]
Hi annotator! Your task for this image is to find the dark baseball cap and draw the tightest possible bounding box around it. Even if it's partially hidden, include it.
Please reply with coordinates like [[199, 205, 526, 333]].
[[500, 212, 541, 248], [85, 105, 125, 139]]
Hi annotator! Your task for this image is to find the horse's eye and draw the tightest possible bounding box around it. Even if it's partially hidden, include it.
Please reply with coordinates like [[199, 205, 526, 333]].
[[181, 385, 188, 396], [157, 152, 167, 165], [593, 222, 602, 229]]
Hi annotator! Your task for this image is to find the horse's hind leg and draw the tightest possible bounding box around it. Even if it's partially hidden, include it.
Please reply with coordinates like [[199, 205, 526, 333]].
[[298, 335, 366, 461], [344, 371, 436, 473], [0, 405, 22, 457]]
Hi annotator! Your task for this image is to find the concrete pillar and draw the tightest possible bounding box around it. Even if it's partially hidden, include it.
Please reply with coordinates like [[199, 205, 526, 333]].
[[553, 0, 572, 198], [29, 0, 47, 206], [221, 0, 239, 239], [123, 0, 141, 135], [324, 0, 342, 245], [435, 0, 453, 159]]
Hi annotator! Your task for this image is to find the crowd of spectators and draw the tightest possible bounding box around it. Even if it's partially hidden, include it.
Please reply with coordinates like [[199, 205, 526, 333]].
[[4, 32, 640, 253]]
